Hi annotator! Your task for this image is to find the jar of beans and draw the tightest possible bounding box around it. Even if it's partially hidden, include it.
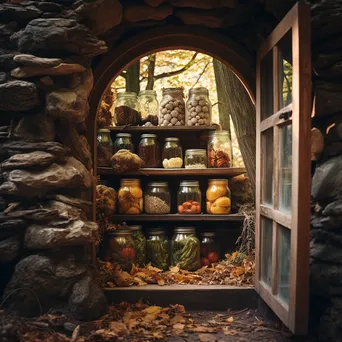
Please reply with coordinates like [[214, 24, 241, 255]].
[[159, 88, 185, 126], [177, 181, 201, 214], [186, 87, 212, 126]]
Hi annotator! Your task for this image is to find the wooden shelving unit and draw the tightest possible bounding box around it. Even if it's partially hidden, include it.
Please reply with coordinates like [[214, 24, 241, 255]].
[[105, 126, 216, 133]]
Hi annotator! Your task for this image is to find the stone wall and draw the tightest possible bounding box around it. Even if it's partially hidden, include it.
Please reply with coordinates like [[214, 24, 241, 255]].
[[0, 0, 341, 337]]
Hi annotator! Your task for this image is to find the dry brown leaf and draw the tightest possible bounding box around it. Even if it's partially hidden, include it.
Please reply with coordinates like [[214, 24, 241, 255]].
[[198, 333, 218, 342], [169, 265, 180, 273], [223, 326, 238, 335], [157, 278, 165, 286], [153, 331, 164, 339], [227, 316, 234, 323], [134, 277, 147, 286], [188, 325, 217, 333], [173, 323, 185, 333], [109, 322, 129, 335]]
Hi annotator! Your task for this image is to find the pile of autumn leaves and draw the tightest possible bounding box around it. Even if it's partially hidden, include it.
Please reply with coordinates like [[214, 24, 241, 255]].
[[98, 252, 255, 288]]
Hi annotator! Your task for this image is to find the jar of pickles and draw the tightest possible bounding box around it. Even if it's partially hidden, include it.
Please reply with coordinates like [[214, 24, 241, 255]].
[[206, 179, 231, 215], [186, 87, 212, 126], [159, 88, 185, 127], [184, 149, 207, 169], [171, 227, 201, 270], [107, 229, 136, 272], [138, 134, 161, 167], [208, 131, 232, 168], [97, 129, 113, 167], [146, 228, 170, 270], [177, 181, 201, 214], [118, 179, 143, 214], [200, 232, 220, 266], [138, 90, 159, 119], [144, 182, 171, 214], [114, 133, 134, 153], [162, 137, 183, 169], [128, 225, 146, 267]]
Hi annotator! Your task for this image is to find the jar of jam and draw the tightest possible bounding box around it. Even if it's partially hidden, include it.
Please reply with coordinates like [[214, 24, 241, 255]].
[[114, 133, 134, 153], [138, 134, 161, 167], [162, 137, 183, 168], [206, 179, 231, 215], [200, 232, 220, 265], [177, 181, 201, 214], [97, 128, 113, 167], [208, 131, 232, 168], [118, 179, 143, 214]]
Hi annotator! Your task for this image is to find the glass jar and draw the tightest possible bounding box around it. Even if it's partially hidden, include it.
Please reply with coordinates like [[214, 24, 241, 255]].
[[177, 181, 201, 214], [184, 149, 207, 169], [186, 87, 212, 127], [171, 227, 201, 271], [146, 228, 169, 270], [159, 88, 185, 127], [208, 131, 232, 168], [206, 179, 231, 215], [200, 232, 220, 266], [118, 179, 143, 214], [97, 129, 113, 167], [138, 134, 161, 167], [116, 92, 139, 111], [128, 225, 146, 267], [114, 133, 134, 153], [144, 182, 171, 214], [114, 92, 140, 126], [138, 90, 159, 119], [106, 229, 136, 272], [162, 137, 183, 169]]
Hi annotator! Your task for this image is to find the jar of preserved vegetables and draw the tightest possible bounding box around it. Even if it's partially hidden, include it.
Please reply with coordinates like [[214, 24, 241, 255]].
[[116, 92, 139, 111], [184, 149, 207, 169], [200, 232, 220, 266], [128, 225, 146, 267], [146, 228, 169, 270], [159, 88, 185, 127], [144, 182, 171, 214], [107, 229, 136, 272], [162, 137, 183, 169], [118, 179, 143, 214], [97, 129, 113, 167], [186, 87, 212, 126], [138, 90, 159, 119], [138, 134, 161, 167], [171, 227, 201, 270], [177, 181, 201, 214], [206, 179, 231, 215], [208, 131, 232, 168], [114, 133, 134, 153]]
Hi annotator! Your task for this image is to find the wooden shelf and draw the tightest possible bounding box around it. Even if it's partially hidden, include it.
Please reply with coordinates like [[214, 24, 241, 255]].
[[98, 167, 246, 177], [109, 214, 245, 222], [105, 126, 216, 132]]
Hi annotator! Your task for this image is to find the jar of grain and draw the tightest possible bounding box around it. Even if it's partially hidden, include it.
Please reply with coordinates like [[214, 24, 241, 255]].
[[177, 181, 201, 214], [206, 179, 231, 215], [186, 87, 212, 126], [184, 149, 207, 169], [162, 137, 183, 168], [138, 134, 161, 167], [97, 129, 113, 167], [118, 179, 143, 214], [159, 88, 185, 126], [144, 182, 171, 214], [114, 133, 134, 153]]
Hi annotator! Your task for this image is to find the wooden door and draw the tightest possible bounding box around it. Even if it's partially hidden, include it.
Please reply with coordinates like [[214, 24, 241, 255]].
[[255, 2, 312, 334]]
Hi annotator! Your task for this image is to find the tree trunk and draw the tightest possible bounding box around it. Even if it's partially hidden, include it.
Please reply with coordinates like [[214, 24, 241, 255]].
[[213, 60, 256, 197], [146, 54, 156, 90], [125, 61, 140, 93]]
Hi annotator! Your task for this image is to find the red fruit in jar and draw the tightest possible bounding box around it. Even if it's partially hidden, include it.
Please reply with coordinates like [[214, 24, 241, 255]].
[[208, 252, 219, 263], [120, 247, 135, 260], [201, 257, 210, 266], [200, 245, 209, 256]]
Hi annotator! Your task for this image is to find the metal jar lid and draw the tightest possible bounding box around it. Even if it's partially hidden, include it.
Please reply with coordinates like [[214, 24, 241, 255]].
[[108, 229, 132, 236], [165, 137, 179, 142], [201, 232, 216, 237], [141, 134, 157, 139], [98, 129, 110, 133], [185, 149, 207, 155], [147, 182, 169, 187], [174, 227, 196, 233], [116, 133, 132, 138], [189, 87, 209, 96], [179, 180, 200, 187], [208, 179, 228, 184], [128, 225, 143, 231], [146, 228, 165, 235]]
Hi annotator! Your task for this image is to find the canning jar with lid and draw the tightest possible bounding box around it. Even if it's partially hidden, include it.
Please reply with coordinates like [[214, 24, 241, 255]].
[[177, 181, 201, 214], [106, 229, 136, 272], [97, 129, 113, 167], [171, 227, 201, 270], [116, 92, 139, 111], [138, 134, 161, 167], [200, 232, 220, 266], [184, 149, 207, 169], [114, 133, 134, 153], [162, 137, 183, 168], [186, 87, 212, 126], [138, 90, 159, 119], [118, 179, 143, 214], [208, 131, 232, 168], [144, 182, 171, 214], [159, 88, 185, 127], [128, 225, 146, 267], [146, 228, 170, 270], [206, 179, 231, 214]]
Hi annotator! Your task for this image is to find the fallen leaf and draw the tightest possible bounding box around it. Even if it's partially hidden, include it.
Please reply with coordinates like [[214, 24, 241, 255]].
[[169, 265, 180, 273], [188, 325, 217, 333], [157, 278, 165, 286], [142, 306, 162, 315], [171, 314, 185, 325], [153, 331, 164, 339], [198, 333, 218, 342], [134, 277, 147, 286], [227, 316, 234, 323], [109, 322, 129, 336], [172, 323, 185, 335], [223, 326, 238, 335]]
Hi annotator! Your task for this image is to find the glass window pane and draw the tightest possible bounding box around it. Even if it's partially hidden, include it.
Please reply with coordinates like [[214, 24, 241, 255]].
[[277, 225, 291, 304], [262, 129, 273, 206], [278, 30, 293, 109], [279, 125, 292, 213], [261, 217, 273, 287], [261, 50, 274, 120]]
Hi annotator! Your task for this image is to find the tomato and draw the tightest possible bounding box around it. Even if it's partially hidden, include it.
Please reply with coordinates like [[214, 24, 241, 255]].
[[120, 247, 135, 260], [208, 252, 219, 263], [201, 257, 210, 266], [200, 245, 209, 256]]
